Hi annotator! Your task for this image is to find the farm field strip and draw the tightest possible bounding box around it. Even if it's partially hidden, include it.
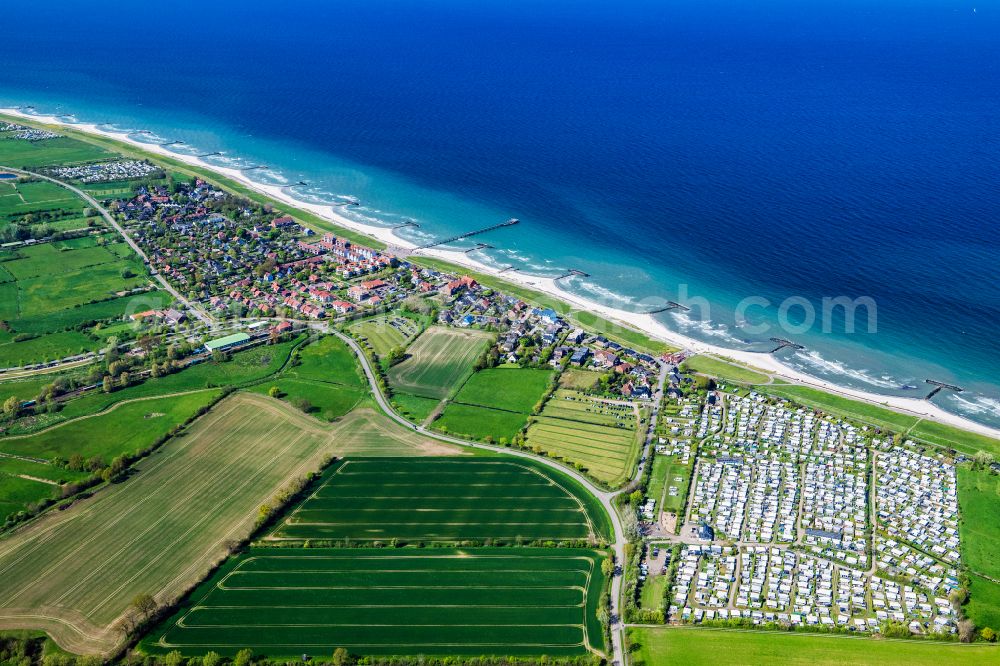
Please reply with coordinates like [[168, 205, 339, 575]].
[[147, 548, 605, 657], [387, 327, 492, 399], [0, 394, 452, 654], [267, 458, 596, 542]]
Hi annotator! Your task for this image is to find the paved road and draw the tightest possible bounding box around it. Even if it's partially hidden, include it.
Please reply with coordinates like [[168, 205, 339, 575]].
[[0, 166, 214, 325], [328, 328, 629, 665]]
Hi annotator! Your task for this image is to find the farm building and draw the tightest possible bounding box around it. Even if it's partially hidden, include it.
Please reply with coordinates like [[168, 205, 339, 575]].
[[204, 332, 251, 353]]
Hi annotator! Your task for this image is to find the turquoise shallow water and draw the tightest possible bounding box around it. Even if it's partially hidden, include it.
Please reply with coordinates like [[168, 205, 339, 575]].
[[1, 0, 998, 427]]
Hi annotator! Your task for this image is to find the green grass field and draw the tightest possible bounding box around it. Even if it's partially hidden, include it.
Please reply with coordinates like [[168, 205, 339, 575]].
[[966, 576, 1000, 633], [0, 393, 442, 655], [146, 547, 607, 658], [0, 330, 95, 366], [525, 391, 642, 486], [348, 313, 420, 357], [0, 179, 85, 221], [559, 367, 603, 391], [627, 627, 998, 666], [452, 367, 554, 413], [681, 355, 770, 385], [434, 402, 530, 442], [245, 335, 367, 420], [288, 335, 365, 389], [267, 457, 600, 542], [0, 136, 111, 169], [390, 391, 441, 423], [957, 466, 1000, 581], [387, 326, 492, 399], [248, 378, 362, 421], [0, 390, 220, 463]]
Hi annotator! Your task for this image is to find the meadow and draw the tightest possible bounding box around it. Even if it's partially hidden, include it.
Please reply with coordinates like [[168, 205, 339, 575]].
[[627, 627, 998, 666], [525, 390, 642, 486], [451, 367, 553, 413], [0, 393, 453, 655], [956, 466, 1000, 581], [267, 457, 599, 543], [0, 390, 220, 463], [387, 326, 492, 400], [433, 402, 529, 442], [390, 391, 441, 424], [347, 313, 420, 358], [681, 355, 770, 385], [146, 547, 606, 658], [0, 135, 111, 169]]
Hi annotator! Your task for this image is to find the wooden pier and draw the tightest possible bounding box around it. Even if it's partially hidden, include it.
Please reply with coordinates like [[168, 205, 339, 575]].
[[241, 165, 268, 171], [415, 218, 519, 250], [554, 269, 590, 281], [464, 243, 493, 254], [768, 338, 805, 353], [925, 379, 964, 400], [160, 140, 185, 147], [196, 152, 222, 158], [648, 301, 690, 314], [498, 265, 518, 274], [393, 221, 420, 230]]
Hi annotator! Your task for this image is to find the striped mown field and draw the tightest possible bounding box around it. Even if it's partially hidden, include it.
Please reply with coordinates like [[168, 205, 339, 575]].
[[267, 457, 602, 542], [526, 390, 643, 486], [387, 326, 492, 400], [146, 548, 607, 657]]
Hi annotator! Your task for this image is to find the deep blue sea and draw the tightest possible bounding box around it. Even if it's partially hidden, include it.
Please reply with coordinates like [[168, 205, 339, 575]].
[[1, 0, 998, 426]]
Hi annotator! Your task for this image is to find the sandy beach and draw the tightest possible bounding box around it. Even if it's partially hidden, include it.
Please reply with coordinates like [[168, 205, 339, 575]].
[[3, 106, 999, 442]]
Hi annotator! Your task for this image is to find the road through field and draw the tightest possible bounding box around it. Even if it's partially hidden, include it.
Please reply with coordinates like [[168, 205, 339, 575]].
[[329, 328, 668, 666], [0, 165, 213, 325]]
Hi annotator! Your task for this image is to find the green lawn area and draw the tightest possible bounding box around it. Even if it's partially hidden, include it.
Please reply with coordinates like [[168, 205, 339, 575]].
[[145, 547, 607, 658], [0, 390, 221, 464], [957, 466, 1000, 580], [559, 367, 603, 391], [348, 313, 420, 358], [627, 627, 999, 666], [0, 474, 55, 523], [0, 179, 85, 221], [0, 330, 96, 366], [639, 573, 668, 611], [249, 378, 363, 422], [659, 460, 694, 513], [909, 419, 1000, 457], [288, 335, 365, 388], [452, 367, 554, 414], [2, 243, 120, 280], [391, 391, 441, 423], [681, 354, 770, 385], [764, 384, 920, 432], [0, 136, 111, 169], [966, 576, 1000, 633], [434, 402, 530, 442], [11, 290, 170, 335]]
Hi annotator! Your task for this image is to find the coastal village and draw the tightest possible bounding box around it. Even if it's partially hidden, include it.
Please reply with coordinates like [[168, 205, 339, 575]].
[[1, 121, 998, 665]]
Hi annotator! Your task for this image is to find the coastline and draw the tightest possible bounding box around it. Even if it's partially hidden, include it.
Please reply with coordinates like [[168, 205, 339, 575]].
[[3, 107, 1000, 442]]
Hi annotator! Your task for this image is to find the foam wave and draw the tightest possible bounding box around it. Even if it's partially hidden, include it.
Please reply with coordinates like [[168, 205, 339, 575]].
[[790, 350, 903, 390], [945, 393, 1000, 417], [569, 279, 637, 306], [669, 311, 744, 345]]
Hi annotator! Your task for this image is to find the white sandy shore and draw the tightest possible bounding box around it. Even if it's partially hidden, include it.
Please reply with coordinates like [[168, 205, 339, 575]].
[[3, 107, 999, 441]]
